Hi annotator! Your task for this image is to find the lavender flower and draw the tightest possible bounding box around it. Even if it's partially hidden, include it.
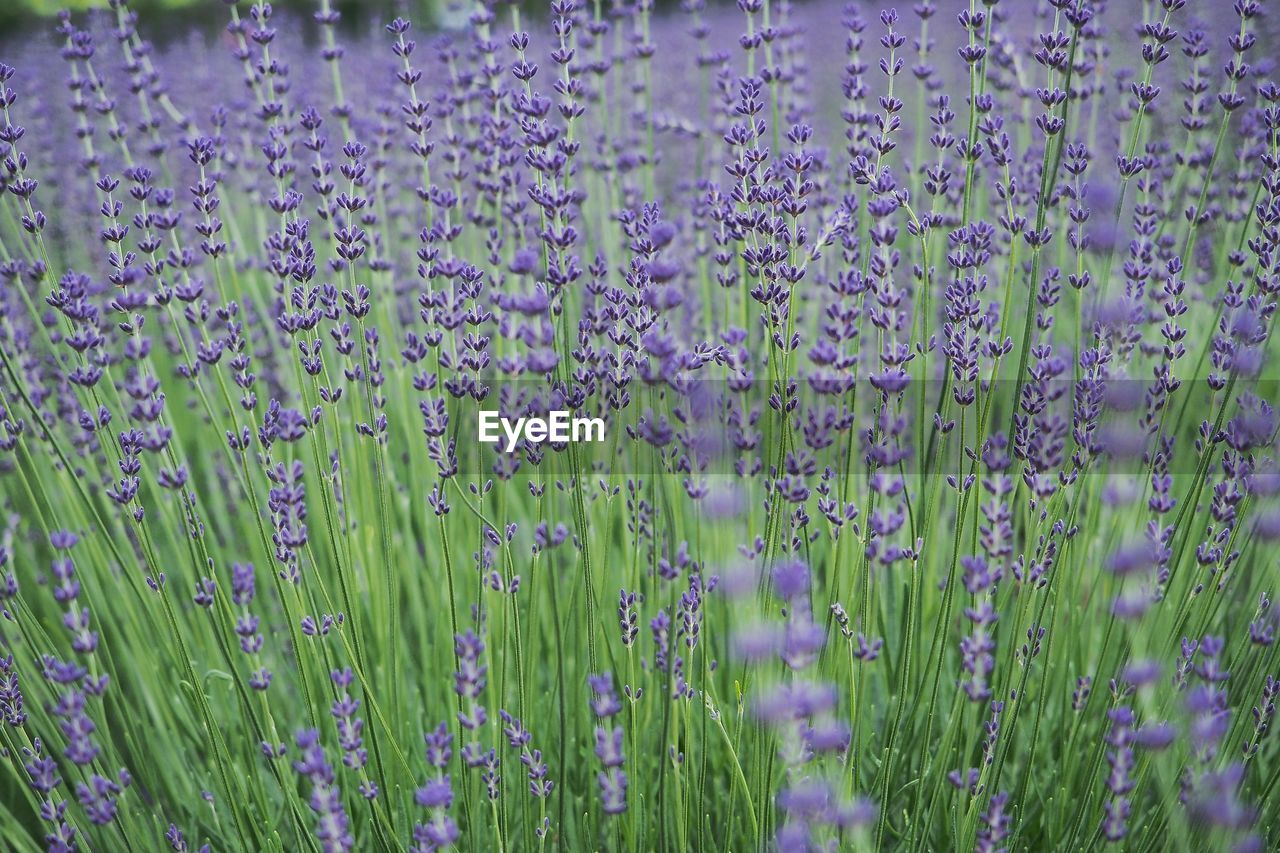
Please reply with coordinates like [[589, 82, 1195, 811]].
[[0, 2, 1276, 849], [588, 673, 627, 816], [292, 729, 354, 852]]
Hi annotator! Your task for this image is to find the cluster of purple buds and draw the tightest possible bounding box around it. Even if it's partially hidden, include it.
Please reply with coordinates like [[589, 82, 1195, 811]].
[[292, 728, 354, 852], [231, 562, 271, 690], [413, 722, 459, 852], [499, 709, 554, 805], [588, 672, 627, 816], [22, 738, 77, 851], [329, 667, 374, 799]]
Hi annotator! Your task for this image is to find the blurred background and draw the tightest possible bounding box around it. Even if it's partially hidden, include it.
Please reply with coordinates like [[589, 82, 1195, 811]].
[[0, 0, 449, 37], [0, 0, 691, 36]]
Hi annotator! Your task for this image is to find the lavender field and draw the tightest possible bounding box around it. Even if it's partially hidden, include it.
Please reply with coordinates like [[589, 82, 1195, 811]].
[[1, 0, 1279, 849]]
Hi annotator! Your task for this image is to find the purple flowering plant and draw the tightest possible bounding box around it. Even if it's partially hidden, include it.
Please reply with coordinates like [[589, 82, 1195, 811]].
[[0, 0, 1278, 849]]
